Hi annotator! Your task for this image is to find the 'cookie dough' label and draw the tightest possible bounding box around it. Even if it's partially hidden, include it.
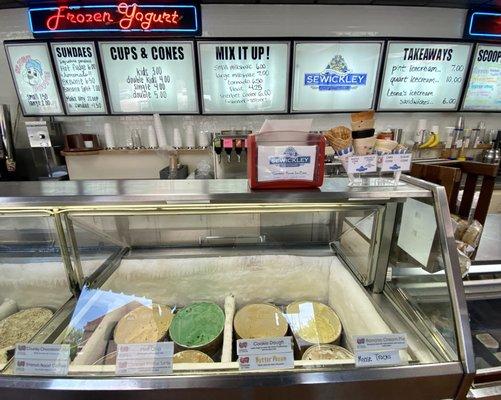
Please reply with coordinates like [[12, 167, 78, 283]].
[[238, 337, 294, 371]]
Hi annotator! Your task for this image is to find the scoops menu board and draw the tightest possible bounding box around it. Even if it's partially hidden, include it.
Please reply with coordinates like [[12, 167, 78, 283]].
[[198, 42, 289, 114], [379, 42, 472, 110], [99, 41, 198, 114], [5, 42, 63, 116], [51, 42, 107, 115], [292, 41, 383, 112], [462, 44, 501, 111]]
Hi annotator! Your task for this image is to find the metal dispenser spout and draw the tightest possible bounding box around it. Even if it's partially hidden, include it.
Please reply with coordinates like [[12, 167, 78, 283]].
[[0, 105, 16, 177]]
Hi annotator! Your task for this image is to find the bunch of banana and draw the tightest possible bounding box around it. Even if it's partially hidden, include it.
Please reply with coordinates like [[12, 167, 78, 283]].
[[419, 132, 440, 148]]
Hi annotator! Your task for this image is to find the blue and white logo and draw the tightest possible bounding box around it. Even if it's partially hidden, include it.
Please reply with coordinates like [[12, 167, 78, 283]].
[[269, 146, 311, 168], [389, 164, 401, 171], [356, 165, 368, 172], [304, 55, 367, 91]]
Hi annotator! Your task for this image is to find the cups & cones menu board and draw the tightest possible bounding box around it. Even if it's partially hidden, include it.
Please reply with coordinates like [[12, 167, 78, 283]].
[[5, 42, 64, 116], [198, 41, 289, 114], [462, 44, 501, 112], [51, 42, 107, 115], [378, 41, 472, 111], [292, 41, 383, 112], [99, 41, 198, 114]]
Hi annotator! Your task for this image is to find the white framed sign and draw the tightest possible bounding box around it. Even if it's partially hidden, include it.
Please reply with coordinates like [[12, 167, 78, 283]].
[[292, 41, 383, 112], [198, 41, 289, 114], [5, 42, 64, 116], [51, 42, 107, 115], [462, 43, 501, 111], [99, 41, 198, 114], [378, 41, 472, 111]]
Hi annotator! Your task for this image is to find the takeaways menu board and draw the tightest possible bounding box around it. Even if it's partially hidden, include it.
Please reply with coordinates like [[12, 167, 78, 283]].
[[51, 42, 107, 115], [99, 41, 198, 114], [198, 42, 289, 114], [379, 42, 472, 110], [5, 43, 63, 115], [292, 41, 383, 112], [462, 44, 501, 111]]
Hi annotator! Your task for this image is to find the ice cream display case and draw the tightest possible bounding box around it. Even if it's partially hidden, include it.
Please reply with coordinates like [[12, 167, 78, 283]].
[[0, 177, 474, 399]]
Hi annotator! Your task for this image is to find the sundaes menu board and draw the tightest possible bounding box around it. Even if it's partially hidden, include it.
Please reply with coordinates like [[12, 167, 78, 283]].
[[5, 43, 63, 115], [379, 42, 472, 110], [292, 41, 382, 112], [99, 41, 198, 114], [51, 42, 107, 115], [462, 44, 501, 111], [198, 42, 289, 114]]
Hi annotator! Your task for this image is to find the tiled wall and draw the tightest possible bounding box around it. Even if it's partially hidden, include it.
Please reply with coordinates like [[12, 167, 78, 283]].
[[0, 5, 499, 150]]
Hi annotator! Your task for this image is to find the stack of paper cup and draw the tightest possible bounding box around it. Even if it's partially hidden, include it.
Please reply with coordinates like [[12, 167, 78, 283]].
[[147, 125, 158, 148], [173, 128, 183, 148], [153, 114, 167, 148], [198, 131, 210, 148], [104, 123, 115, 149], [185, 125, 195, 148]]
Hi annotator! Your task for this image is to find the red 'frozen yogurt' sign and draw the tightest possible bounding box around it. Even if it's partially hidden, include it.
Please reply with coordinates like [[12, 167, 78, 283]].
[[28, 2, 199, 36]]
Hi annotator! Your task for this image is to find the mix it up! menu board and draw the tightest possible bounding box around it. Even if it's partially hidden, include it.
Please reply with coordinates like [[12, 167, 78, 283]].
[[198, 41, 290, 114], [5, 42, 64, 115]]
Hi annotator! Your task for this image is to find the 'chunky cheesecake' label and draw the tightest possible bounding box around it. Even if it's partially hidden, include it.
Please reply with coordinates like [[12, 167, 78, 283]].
[[14, 343, 70, 376]]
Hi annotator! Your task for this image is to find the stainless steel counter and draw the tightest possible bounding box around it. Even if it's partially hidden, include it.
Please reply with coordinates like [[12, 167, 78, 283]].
[[0, 177, 431, 207]]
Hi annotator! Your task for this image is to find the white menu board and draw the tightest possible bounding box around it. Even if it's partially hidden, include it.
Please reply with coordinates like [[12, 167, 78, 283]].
[[5, 42, 63, 116], [462, 44, 501, 111], [51, 42, 107, 115], [99, 41, 198, 114], [292, 41, 383, 112], [198, 42, 289, 114], [379, 42, 472, 110]]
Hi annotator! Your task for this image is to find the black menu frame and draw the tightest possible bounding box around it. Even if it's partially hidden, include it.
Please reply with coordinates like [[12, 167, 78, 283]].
[[377, 40, 474, 113], [4, 40, 65, 117], [4, 37, 498, 117], [50, 41, 109, 116], [460, 42, 501, 113], [98, 39, 200, 115], [197, 40, 291, 115], [290, 40, 385, 114]]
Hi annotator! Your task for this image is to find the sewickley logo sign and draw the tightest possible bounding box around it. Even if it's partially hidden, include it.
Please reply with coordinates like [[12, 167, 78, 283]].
[[28, 2, 201, 38], [304, 54, 367, 91]]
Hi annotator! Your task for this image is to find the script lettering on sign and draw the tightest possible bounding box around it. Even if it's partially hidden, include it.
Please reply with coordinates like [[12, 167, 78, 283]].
[[28, 3, 200, 37]]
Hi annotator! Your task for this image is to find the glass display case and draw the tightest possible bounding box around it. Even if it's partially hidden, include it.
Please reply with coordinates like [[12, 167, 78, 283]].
[[0, 177, 474, 399], [463, 262, 501, 399]]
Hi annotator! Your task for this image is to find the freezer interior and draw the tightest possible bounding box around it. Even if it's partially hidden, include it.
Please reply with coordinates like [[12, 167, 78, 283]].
[[43, 197, 462, 376]]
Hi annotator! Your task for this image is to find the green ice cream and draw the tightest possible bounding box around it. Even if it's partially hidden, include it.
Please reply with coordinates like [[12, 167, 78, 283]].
[[170, 302, 225, 348]]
